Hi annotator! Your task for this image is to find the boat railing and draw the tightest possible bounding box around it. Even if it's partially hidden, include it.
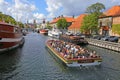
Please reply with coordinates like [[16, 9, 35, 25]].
[[47, 40, 101, 62]]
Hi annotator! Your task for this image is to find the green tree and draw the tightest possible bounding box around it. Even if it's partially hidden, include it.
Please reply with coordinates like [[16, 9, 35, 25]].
[[86, 2, 105, 15], [46, 21, 52, 29], [0, 12, 24, 28], [81, 2, 105, 34], [81, 13, 98, 34], [18, 22, 24, 28], [57, 18, 68, 29], [112, 24, 120, 35]]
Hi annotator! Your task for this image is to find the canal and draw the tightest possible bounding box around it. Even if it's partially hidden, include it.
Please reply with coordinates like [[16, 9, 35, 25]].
[[0, 33, 120, 80]]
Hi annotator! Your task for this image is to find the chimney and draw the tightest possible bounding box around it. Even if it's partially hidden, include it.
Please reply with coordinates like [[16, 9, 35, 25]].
[[72, 15, 74, 18]]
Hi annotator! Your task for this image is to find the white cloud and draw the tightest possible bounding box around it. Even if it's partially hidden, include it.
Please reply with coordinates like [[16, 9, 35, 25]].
[[0, 0, 120, 23], [45, 0, 120, 17], [46, 0, 62, 18], [0, 0, 45, 23], [33, 13, 46, 23], [0, 0, 9, 14]]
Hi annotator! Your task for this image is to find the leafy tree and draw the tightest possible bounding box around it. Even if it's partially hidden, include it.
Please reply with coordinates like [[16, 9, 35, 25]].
[[112, 24, 120, 35], [86, 2, 105, 15], [0, 12, 24, 28], [46, 21, 52, 30], [57, 18, 68, 29], [81, 13, 99, 34], [81, 2, 105, 34], [18, 22, 24, 28]]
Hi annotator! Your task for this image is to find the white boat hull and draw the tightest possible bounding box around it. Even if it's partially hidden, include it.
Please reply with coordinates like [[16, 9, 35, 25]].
[[48, 30, 62, 38]]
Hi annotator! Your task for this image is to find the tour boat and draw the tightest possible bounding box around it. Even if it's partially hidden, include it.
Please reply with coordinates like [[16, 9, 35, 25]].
[[59, 34, 88, 45], [0, 22, 25, 53], [46, 40, 102, 67], [39, 29, 48, 35]]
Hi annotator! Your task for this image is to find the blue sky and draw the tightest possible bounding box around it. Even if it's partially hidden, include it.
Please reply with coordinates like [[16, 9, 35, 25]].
[[31, 0, 47, 14], [0, 0, 120, 23]]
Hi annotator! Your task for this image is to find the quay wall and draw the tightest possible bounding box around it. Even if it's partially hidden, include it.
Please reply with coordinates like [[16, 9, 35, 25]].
[[85, 38, 120, 52]]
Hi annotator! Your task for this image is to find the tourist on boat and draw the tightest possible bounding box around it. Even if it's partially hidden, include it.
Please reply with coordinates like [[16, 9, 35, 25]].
[[50, 40, 99, 59]]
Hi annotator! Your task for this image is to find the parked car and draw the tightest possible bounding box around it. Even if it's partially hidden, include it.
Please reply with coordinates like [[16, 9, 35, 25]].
[[101, 36, 119, 42], [108, 36, 119, 42], [100, 36, 110, 41], [93, 35, 105, 40]]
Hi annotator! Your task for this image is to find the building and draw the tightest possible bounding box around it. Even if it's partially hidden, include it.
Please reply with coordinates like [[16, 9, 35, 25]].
[[50, 16, 74, 28], [68, 14, 86, 33], [98, 5, 120, 36]]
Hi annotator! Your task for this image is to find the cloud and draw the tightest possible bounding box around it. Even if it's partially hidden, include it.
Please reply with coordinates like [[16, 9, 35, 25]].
[[0, 0, 9, 14], [46, 0, 62, 18], [0, 0, 120, 23], [0, 0, 45, 23], [45, 0, 120, 17], [33, 13, 46, 23]]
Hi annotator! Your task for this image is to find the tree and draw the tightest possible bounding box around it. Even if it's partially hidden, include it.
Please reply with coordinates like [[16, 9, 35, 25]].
[[81, 13, 98, 34], [57, 18, 68, 29], [112, 24, 120, 35], [86, 2, 105, 15], [0, 12, 24, 28], [81, 2, 105, 34], [18, 22, 24, 28], [46, 21, 52, 30]]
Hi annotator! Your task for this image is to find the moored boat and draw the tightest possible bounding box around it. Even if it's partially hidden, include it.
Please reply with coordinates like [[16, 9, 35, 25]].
[[59, 34, 88, 45], [0, 22, 25, 53], [48, 28, 62, 38], [39, 29, 48, 35], [46, 40, 102, 67]]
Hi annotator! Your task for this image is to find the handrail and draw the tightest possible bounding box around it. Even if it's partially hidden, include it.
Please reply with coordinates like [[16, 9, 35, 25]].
[[85, 38, 120, 52]]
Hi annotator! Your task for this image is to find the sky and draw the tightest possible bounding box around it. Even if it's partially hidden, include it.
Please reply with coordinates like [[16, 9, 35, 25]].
[[0, 0, 120, 23]]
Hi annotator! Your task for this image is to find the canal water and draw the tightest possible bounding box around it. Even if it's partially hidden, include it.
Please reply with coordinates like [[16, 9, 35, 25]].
[[0, 33, 120, 80]]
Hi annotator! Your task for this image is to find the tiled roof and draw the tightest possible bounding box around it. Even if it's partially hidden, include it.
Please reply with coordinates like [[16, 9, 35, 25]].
[[50, 17, 74, 24], [104, 5, 120, 16], [68, 14, 86, 30]]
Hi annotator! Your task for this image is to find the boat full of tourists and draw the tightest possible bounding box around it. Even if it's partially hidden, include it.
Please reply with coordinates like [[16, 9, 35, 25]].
[[0, 22, 25, 53], [46, 40, 102, 67]]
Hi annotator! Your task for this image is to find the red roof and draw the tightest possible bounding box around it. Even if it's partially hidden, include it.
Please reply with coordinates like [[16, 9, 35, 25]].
[[104, 5, 120, 16], [51, 17, 74, 24], [68, 14, 86, 30]]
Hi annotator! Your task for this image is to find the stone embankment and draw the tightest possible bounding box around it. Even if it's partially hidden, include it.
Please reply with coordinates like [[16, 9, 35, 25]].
[[86, 38, 120, 52]]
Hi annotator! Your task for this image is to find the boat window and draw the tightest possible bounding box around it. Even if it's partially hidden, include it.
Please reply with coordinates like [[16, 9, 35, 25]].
[[14, 27, 19, 33]]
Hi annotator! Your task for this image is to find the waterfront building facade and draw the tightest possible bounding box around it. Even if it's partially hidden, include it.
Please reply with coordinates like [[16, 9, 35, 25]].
[[50, 16, 74, 29], [68, 14, 86, 33], [98, 5, 120, 36]]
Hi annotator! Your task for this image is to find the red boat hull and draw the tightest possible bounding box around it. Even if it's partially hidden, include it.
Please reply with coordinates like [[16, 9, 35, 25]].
[[39, 29, 48, 35]]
